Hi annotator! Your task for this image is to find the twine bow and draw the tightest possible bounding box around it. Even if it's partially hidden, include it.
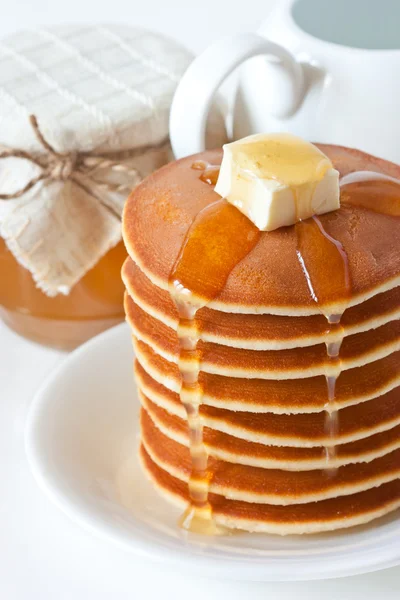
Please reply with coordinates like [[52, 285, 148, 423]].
[[0, 115, 168, 213]]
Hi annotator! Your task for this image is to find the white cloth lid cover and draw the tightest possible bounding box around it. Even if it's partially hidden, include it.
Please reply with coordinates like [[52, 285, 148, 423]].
[[0, 24, 226, 295]]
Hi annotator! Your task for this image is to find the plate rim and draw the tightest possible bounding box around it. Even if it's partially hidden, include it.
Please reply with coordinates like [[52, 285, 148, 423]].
[[25, 323, 400, 582]]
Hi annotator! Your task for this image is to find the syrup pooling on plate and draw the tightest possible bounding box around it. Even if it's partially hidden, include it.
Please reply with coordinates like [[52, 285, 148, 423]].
[[169, 162, 260, 534]]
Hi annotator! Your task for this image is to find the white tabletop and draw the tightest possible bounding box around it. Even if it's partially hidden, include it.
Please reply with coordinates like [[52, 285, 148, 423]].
[[1, 1, 400, 598]]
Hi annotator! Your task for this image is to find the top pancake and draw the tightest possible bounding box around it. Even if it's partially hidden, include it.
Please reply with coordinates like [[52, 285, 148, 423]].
[[122, 145, 400, 315]]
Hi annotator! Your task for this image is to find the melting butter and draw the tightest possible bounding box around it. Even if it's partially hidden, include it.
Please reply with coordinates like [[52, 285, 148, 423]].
[[169, 194, 260, 535], [215, 133, 340, 231], [229, 133, 332, 186]]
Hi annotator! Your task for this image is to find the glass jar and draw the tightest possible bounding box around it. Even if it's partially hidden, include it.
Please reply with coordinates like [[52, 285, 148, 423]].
[[0, 238, 126, 350]]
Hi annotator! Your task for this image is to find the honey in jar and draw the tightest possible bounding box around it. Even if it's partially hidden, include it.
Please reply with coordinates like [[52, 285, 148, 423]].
[[0, 238, 126, 350], [0, 23, 204, 350]]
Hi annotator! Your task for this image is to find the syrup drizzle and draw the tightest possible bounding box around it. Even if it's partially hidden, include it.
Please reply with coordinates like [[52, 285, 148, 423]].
[[295, 215, 351, 469], [172, 160, 400, 533], [169, 162, 260, 534], [296, 170, 400, 470], [340, 171, 400, 216], [191, 160, 220, 186]]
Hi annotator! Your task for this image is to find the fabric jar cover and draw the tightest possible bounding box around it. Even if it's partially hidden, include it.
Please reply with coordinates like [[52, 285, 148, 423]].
[[0, 25, 226, 296]]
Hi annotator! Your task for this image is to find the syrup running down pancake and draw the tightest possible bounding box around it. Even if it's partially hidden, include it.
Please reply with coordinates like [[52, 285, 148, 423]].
[[122, 142, 400, 535]]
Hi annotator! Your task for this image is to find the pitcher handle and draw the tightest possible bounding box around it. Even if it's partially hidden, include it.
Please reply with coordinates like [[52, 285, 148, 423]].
[[169, 33, 305, 159]]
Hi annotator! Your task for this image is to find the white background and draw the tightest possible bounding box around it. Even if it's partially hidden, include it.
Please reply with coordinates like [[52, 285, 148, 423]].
[[1, 0, 400, 598]]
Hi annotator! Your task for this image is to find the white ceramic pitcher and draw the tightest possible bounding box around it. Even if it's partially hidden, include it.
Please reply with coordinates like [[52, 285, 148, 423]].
[[170, 0, 400, 163]]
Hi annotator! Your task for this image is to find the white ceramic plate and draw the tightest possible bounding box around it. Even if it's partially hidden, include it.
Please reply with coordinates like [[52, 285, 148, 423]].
[[26, 323, 400, 582]]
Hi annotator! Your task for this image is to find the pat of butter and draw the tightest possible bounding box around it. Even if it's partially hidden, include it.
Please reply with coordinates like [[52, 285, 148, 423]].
[[215, 133, 340, 231]]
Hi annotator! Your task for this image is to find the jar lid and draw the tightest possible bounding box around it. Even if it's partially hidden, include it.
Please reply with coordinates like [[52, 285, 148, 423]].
[[0, 25, 226, 295]]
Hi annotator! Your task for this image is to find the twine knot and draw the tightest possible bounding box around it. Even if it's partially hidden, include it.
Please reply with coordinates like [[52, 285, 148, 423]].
[[48, 152, 79, 181], [0, 114, 168, 206]]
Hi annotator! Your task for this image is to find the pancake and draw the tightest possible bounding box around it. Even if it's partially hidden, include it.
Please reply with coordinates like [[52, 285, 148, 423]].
[[122, 142, 400, 535], [123, 258, 400, 350], [133, 339, 400, 413], [140, 446, 400, 535], [141, 407, 400, 505], [141, 392, 400, 470], [139, 386, 400, 448], [126, 295, 400, 379], [122, 146, 400, 315]]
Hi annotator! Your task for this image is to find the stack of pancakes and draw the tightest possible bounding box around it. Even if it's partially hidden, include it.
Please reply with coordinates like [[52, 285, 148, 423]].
[[122, 144, 400, 535]]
